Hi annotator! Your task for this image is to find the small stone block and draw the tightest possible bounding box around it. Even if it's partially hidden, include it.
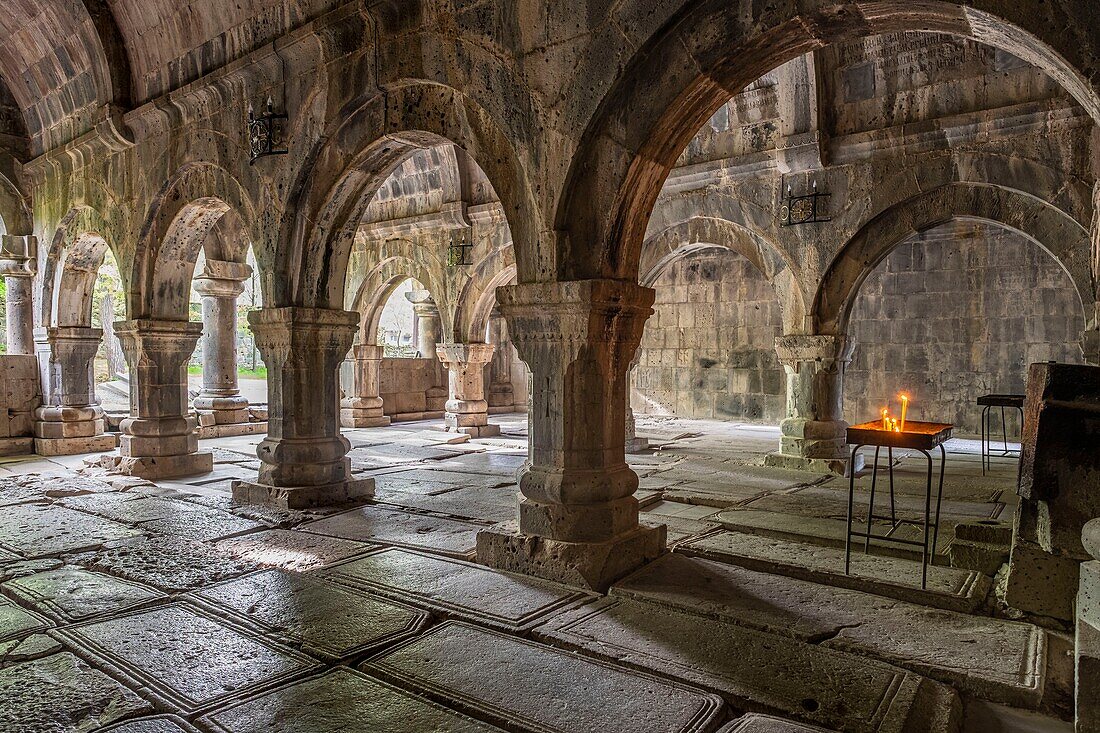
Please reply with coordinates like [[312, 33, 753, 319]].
[[232, 477, 375, 510]]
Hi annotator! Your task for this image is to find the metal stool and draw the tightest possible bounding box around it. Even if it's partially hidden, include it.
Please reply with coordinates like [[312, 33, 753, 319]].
[[976, 394, 1024, 475]]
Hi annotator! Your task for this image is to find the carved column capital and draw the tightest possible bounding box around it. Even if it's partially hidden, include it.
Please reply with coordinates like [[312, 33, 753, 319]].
[[0, 234, 37, 278], [773, 334, 855, 372], [193, 258, 251, 299]]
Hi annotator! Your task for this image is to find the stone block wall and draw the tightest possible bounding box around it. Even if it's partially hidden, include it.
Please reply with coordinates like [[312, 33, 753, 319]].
[[0, 355, 39, 452], [631, 248, 785, 423], [845, 221, 1085, 435]]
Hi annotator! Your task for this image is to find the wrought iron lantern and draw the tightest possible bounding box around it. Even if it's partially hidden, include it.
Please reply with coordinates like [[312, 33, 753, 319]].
[[447, 228, 474, 268], [779, 179, 831, 226], [247, 97, 288, 164]]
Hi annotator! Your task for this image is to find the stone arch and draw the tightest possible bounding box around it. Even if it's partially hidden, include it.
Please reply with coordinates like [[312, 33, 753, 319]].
[[347, 239, 447, 346], [0, 173, 31, 236], [461, 264, 519, 345], [129, 163, 259, 320], [813, 183, 1095, 335], [40, 206, 124, 328], [556, 0, 1100, 283], [274, 81, 542, 310]]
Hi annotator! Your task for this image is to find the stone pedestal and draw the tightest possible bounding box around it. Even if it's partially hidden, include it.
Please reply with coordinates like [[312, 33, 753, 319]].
[[0, 234, 37, 355], [437, 342, 499, 437], [476, 280, 666, 591], [192, 260, 251, 425], [1078, 519, 1100, 731], [33, 327, 115, 456], [407, 291, 442, 360], [764, 334, 862, 476], [231, 307, 374, 509], [340, 344, 390, 428], [112, 320, 213, 478]]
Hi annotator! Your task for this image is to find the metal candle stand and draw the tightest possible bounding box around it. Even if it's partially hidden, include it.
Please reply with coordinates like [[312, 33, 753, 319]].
[[977, 394, 1024, 475], [844, 420, 953, 589]]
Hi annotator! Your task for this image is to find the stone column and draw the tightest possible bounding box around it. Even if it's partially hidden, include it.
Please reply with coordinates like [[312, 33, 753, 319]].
[[192, 259, 252, 424], [1079, 518, 1100, 730], [340, 343, 390, 428], [407, 291, 446, 412], [0, 234, 37, 355], [113, 319, 213, 478], [232, 307, 374, 509], [764, 334, 861, 475], [33, 327, 116, 455], [486, 310, 515, 412], [437, 342, 499, 437], [477, 280, 665, 591], [625, 350, 648, 453]]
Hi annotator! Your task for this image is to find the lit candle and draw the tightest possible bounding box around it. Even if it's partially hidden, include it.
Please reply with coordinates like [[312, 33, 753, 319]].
[[881, 408, 889, 431], [899, 394, 909, 432]]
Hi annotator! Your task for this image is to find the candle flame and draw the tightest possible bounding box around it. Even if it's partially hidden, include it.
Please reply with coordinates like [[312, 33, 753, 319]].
[[898, 393, 909, 432]]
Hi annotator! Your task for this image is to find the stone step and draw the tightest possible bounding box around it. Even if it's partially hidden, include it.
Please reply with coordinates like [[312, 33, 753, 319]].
[[676, 530, 991, 613], [532, 597, 960, 733], [612, 554, 1046, 709], [718, 714, 838, 732], [713, 508, 954, 564]]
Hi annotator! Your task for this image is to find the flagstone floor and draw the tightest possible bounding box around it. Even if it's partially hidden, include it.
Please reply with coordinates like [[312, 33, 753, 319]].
[[0, 414, 1074, 733]]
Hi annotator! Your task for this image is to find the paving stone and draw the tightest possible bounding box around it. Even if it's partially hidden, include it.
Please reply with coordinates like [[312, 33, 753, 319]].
[[639, 513, 719, 545], [0, 503, 144, 558], [60, 493, 209, 523], [365, 621, 726, 733], [97, 715, 204, 733], [139, 508, 266, 541], [0, 632, 63, 665], [0, 594, 50, 641], [677, 531, 991, 613], [192, 569, 428, 660], [201, 667, 506, 733], [719, 714, 838, 732], [301, 505, 485, 558], [2, 566, 166, 622], [378, 486, 517, 523], [430, 451, 527, 476], [70, 534, 257, 591], [0, 652, 153, 732], [534, 598, 959, 733], [746, 486, 1003, 523], [644, 500, 721, 520], [0, 474, 115, 507], [321, 548, 592, 630], [0, 548, 18, 564], [58, 603, 316, 713], [214, 529, 374, 570], [613, 553, 1045, 707]]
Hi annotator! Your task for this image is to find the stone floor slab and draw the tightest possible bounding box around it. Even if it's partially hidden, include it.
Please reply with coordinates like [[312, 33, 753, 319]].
[[377, 486, 517, 523], [60, 493, 209, 523], [745, 486, 1003, 523], [214, 529, 374, 570], [639, 513, 719, 545], [678, 530, 990, 613], [300, 505, 485, 558], [0, 652, 152, 732], [0, 594, 51, 641], [201, 667, 507, 733], [320, 547, 592, 631], [191, 569, 429, 660], [364, 621, 725, 733], [535, 597, 959, 733], [139, 508, 265, 541], [57, 602, 316, 713], [0, 503, 144, 558], [97, 715, 204, 733], [0, 474, 111, 506], [70, 534, 257, 591], [719, 714, 838, 732], [613, 553, 1045, 707], [1, 565, 166, 622]]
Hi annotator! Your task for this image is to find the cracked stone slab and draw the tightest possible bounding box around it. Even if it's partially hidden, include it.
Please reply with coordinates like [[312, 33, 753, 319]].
[[191, 569, 428, 660], [677, 531, 990, 613], [321, 547, 593, 631], [429, 452, 527, 476], [56, 602, 316, 713], [0, 652, 152, 731], [0, 474, 115, 506], [2, 566, 166, 622], [0, 547, 18, 564], [0, 632, 63, 666], [534, 597, 959, 733], [0, 503, 144, 558], [613, 553, 1045, 708], [214, 529, 374, 570], [377, 486, 517, 523], [744, 486, 1003, 523], [718, 714, 838, 732], [364, 621, 725, 733], [97, 715, 204, 733], [59, 493, 209, 523], [300, 505, 485, 559], [0, 594, 51, 641], [69, 534, 257, 592], [138, 508, 266, 541], [639, 514, 719, 545], [201, 667, 507, 733]]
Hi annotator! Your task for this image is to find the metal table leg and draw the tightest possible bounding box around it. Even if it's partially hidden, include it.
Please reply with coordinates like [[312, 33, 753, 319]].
[[844, 444, 861, 576]]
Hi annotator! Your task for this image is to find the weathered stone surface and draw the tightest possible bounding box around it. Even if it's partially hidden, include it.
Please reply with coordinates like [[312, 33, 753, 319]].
[[718, 714, 838, 732], [0, 652, 152, 731], [321, 547, 591, 630], [59, 493, 209, 523], [214, 529, 374, 570], [192, 569, 428, 659], [0, 473, 111, 505], [59, 603, 315, 712], [365, 621, 726, 733], [0, 594, 50, 641], [70, 534, 257, 591], [379, 485, 517, 523], [97, 716, 204, 733], [0, 632, 63, 665], [2, 566, 165, 622], [301, 504, 485, 558], [0, 503, 143, 558], [139, 508, 265, 541], [201, 668, 507, 733]]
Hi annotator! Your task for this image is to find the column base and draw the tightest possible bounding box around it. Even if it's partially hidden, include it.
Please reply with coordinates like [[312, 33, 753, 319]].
[[476, 520, 667, 592], [196, 422, 267, 439], [34, 434, 117, 457], [764, 450, 863, 476], [625, 436, 650, 454], [444, 412, 500, 437], [1001, 538, 1081, 623], [340, 409, 392, 428], [449, 423, 501, 438], [231, 477, 375, 510], [96, 451, 214, 480], [0, 437, 34, 457]]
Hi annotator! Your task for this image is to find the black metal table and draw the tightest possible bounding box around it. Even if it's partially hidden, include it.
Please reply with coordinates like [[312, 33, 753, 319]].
[[977, 394, 1024, 475], [845, 420, 953, 589]]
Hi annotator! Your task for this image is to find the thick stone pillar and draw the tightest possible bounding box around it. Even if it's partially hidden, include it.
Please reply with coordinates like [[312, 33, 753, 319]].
[[625, 350, 648, 453], [113, 320, 213, 478], [232, 307, 374, 509], [192, 259, 251, 424], [486, 310, 515, 413], [1078, 518, 1100, 731], [764, 334, 861, 475], [407, 291, 441, 360], [477, 280, 665, 591], [340, 343, 390, 428], [0, 234, 37, 355], [437, 342, 499, 437], [33, 327, 116, 455]]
